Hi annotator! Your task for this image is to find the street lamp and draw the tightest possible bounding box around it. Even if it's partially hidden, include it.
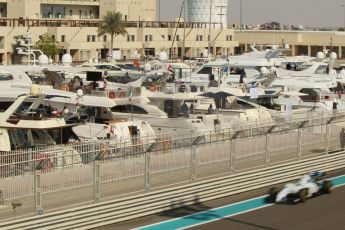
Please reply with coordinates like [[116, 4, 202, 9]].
[[341, 5, 345, 32], [158, 0, 161, 21], [208, 0, 213, 55], [240, 0, 243, 31]]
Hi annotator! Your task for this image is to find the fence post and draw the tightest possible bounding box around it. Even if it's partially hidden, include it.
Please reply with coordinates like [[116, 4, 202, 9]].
[[190, 145, 196, 183], [92, 160, 100, 204], [144, 152, 151, 193], [325, 124, 330, 154], [230, 139, 235, 173], [61, 145, 65, 191], [0, 190, 4, 205], [265, 133, 270, 167], [34, 170, 43, 215], [297, 128, 302, 160]]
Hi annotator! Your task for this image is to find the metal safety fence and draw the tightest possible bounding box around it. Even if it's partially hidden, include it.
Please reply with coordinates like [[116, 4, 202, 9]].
[[0, 112, 345, 216]]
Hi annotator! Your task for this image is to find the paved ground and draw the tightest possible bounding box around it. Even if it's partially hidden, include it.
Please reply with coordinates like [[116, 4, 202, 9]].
[[95, 168, 345, 230]]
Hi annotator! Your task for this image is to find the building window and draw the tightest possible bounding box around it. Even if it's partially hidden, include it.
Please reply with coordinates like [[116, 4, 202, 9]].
[[127, 35, 135, 42], [196, 35, 203, 41], [69, 9, 72, 17], [87, 35, 91, 42], [61, 35, 65, 42], [226, 35, 232, 41], [176, 35, 180, 41], [145, 35, 152, 41], [168, 35, 171, 41], [103, 35, 107, 42], [92, 35, 96, 42], [161, 35, 165, 39], [51, 35, 55, 41]]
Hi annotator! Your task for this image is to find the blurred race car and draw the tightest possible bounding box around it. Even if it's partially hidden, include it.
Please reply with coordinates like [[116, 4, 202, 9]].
[[266, 171, 333, 204]]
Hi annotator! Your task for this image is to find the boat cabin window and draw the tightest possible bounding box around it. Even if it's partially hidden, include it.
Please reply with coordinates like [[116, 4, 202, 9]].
[[299, 88, 319, 102], [111, 105, 148, 114], [95, 65, 122, 71], [8, 129, 31, 150], [0, 73, 14, 81], [229, 68, 243, 75], [0, 101, 14, 112], [314, 65, 328, 74], [236, 100, 256, 109], [197, 67, 212, 75], [31, 130, 55, 146]]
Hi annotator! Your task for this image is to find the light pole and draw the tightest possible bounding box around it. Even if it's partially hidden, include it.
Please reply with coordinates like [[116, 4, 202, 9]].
[[182, 0, 186, 61], [158, 0, 161, 22], [342, 5, 345, 32], [208, 0, 213, 55], [240, 0, 243, 31]]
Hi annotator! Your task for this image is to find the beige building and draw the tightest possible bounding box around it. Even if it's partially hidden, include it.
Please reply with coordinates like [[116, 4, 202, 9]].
[[234, 30, 345, 58], [0, 19, 237, 64], [1, 0, 156, 21], [0, 0, 238, 64], [0, 0, 238, 63]]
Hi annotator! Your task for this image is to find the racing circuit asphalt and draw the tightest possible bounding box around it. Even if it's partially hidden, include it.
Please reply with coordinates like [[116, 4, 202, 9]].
[[188, 186, 345, 230], [97, 169, 345, 230]]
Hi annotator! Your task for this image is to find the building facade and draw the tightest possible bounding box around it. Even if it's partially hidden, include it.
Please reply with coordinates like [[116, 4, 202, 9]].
[[1, 0, 156, 21], [234, 30, 345, 58], [0, 0, 238, 64]]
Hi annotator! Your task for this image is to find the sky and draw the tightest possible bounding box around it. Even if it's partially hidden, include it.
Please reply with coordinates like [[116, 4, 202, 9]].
[[158, 0, 345, 28]]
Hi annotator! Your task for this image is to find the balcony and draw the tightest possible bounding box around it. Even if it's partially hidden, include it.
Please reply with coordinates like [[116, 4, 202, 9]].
[[0, 18, 223, 29], [39, 0, 99, 6]]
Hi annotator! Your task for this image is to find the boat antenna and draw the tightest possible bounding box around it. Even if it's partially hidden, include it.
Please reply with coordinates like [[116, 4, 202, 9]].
[[170, 0, 185, 61]]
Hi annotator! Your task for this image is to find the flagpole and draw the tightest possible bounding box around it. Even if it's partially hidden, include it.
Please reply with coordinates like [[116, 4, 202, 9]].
[[129, 84, 133, 121]]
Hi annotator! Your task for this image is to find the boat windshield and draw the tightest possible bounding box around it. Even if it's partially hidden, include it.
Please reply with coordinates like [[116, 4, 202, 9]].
[[0, 73, 14, 81]]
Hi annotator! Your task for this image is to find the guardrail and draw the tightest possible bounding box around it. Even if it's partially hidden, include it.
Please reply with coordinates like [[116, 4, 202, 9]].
[[1, 150, 345, 230]]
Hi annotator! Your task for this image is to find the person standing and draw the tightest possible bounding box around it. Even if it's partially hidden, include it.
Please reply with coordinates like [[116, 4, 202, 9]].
[[239, 68, 246, 84], [190, 103, 194, 114], [208, 104, 214, 114], [340, 128, 345, 149], [180, 101, 189, 117]]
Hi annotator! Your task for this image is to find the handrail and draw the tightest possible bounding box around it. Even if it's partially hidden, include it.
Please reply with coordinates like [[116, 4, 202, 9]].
[[0, 18, 222, 28]]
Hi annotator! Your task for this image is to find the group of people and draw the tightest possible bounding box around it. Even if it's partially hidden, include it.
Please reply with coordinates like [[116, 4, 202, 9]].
[[91, 77, 107, 91], [64, 75, 108, 92], [180, 101, 194, 117], [180, 102, 218, 116], [47, 105, 70, 117], [68, 76, 84, 92]]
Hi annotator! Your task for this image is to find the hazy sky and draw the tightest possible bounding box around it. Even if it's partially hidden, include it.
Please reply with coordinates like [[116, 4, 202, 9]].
[[158, 0, 345, 28]]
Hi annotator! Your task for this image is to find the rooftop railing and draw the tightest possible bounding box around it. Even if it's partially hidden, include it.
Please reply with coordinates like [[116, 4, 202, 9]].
[[0, 18, 222, 29]]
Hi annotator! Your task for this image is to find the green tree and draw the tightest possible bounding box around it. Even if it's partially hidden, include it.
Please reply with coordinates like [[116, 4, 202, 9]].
[[98, 12, 127, 59], [34, 33, 60, 57]]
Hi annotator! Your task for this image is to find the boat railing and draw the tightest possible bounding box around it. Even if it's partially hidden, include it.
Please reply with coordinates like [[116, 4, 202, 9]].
[[88, 87, 141, 99]]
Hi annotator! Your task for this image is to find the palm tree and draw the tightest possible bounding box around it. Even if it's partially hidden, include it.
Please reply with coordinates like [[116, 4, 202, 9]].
[[98, 12, 127, 59]]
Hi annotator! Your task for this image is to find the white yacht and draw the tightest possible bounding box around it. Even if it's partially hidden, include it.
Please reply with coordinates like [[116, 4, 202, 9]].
[[0, 67, 116, 113], [245, 63, 345, 116], [0, 93, 86, 152]]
